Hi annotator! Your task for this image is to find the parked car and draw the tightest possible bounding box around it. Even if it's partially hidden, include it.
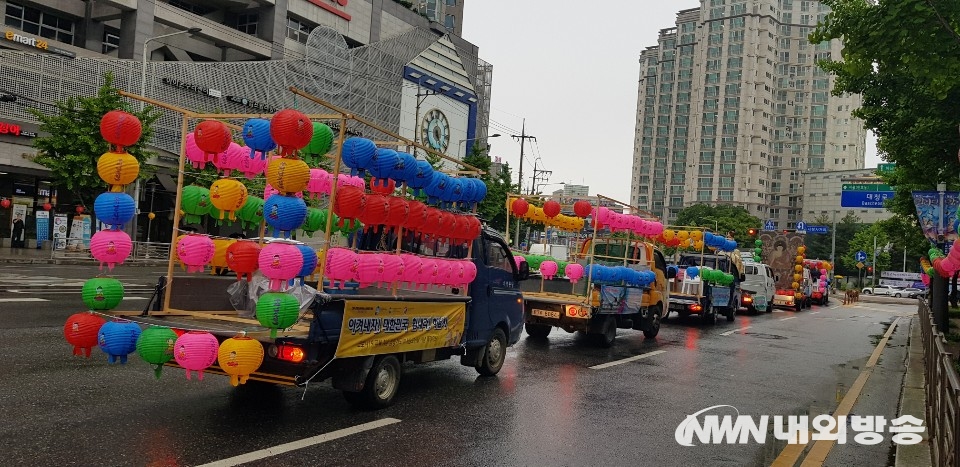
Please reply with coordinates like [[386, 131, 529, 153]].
[[895, 287, 924, 298], [861, 285, 901, 296]]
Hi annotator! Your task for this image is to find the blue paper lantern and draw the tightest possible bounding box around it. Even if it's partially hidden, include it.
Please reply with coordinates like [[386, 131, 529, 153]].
[[294, 244, 318, 285], [667, 265, 679, 278], [587, 264, 606, 283], [263, 195, 308, 238], [460, 178, 477, 206], [391, 152, 420, 183], [686, 266, 700, 279], [341, 137, 377, 176], [448, 178, 465, 204], [94, 192, 136, 230], [471, 178, 487, 204], [408, 160, 435, 194], [424, 172, 452, 205], [242, 118, 276, 160], [98, 319, 141, 364], [369, 148, 399, 181]]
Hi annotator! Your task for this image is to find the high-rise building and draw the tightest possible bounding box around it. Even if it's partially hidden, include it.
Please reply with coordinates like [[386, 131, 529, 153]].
[[630, 1, 866, 230]]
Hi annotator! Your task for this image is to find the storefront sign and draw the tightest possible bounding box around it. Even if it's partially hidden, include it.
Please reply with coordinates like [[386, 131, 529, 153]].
[[0, 121, 37, 138], [53, 213, 68, 250], [226, 95, 278, 113], [161, 78, 222, 98], [4, 30, 76, 58], [35, 210, 49, 244]]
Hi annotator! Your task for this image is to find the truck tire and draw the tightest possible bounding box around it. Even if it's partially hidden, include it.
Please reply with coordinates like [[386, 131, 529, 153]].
[[476, 327, 507, 376], [525, 323, 552, 339], [344, 355, 401, 410], [642, 305, 662, 339], [703, 304, 717, 325], [726, 308, 735, 322], [595, 315, 617, 347]]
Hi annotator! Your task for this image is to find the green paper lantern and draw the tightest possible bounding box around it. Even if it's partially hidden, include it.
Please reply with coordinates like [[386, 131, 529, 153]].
[[302, 208, 327, 237], [236, 196, 265, 230], [754, 247, 762, 255], [339, 216, 360, 235], [753, 254, 761, 262], [754, 239, 762, 247], [208, 205, 225, 227], [256, 292, 300, 338], [180, 185, 211, 225], [136, 326, 178, 379], [926, 266, 936, 276], [81, 277, 124, 311], [303, 122, 334, 166]]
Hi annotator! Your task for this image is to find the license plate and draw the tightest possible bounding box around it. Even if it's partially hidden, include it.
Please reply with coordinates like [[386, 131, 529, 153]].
[[531, 309, 560, 319]]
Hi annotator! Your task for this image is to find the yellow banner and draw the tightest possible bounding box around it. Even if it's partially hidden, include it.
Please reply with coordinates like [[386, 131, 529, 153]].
[[334, 300, 467, 359]]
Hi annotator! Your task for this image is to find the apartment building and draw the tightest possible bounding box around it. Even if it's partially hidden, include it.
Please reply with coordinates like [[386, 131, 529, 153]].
[[630, 0, 867, 230]]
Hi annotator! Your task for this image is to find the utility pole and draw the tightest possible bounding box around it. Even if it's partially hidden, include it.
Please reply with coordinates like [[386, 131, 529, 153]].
[[531, 159, 552, 195], [872, 235, 878, 289], [511, 119, 536, 247], [830, 210, 837, 273], [413, 82, 439, 159]]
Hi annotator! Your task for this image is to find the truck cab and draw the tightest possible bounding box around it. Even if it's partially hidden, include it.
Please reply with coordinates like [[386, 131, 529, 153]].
[[741, 262, 775, 313]]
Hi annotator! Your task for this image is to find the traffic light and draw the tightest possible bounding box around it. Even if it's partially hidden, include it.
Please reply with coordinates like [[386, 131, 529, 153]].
[[748, 228, 757, 236], [867, 266, 873, 273]]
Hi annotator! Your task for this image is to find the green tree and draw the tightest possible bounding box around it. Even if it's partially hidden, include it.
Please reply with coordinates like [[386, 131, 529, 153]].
[[876, 214, 932, 272], [674, 204, 762, 246], [845, 223, 891, 276], [462, 142, 513, 232], [30, 72, 161, 206], [811, 0, 960, 219]]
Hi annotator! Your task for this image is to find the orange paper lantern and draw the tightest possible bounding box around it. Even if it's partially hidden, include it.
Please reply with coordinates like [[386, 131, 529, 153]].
[[209, 179, 249, 221], [266, 157, 310, 194], [97, 152, 140, 192]]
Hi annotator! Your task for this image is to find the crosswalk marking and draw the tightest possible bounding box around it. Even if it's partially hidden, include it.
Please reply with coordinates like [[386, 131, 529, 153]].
[[0, 298, 49, 302]]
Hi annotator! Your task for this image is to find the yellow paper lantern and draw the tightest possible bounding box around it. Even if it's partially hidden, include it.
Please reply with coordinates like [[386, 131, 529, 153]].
[[266, 157, 310, 194], [792, 281, 800, 289], [797, 246, 806, 255], [677, 230, 690, 242], [793, 273, 801, 282], [795, 292, 803, 299], [217, 336, 265, 386], [210, 239, 235, 275], [209, 179, 249, 221], [822, 261, 831, 270], [794, 264, 802, 272], [795, 255, 804, 263], [662, 230, 676, 241], [171, 234, 187, 271], [97, 152, 140, 192], [690, 230, 703, 241], [694, 240, 704, 251], [147, 212, 156, 220]]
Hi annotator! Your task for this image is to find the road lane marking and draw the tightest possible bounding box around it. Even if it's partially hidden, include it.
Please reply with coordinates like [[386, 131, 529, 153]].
[[810, 311, 820, 315], [197, 418, 402, 467], [720, 326, 751, 336], [779, 316, 797, 321], [771, 317, 901, 467], [590, 350, 666, 370], [0, 297, 49, 302]]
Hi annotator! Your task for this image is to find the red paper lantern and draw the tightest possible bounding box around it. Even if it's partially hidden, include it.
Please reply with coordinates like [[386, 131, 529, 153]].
[[511, 198, 529, 216], [42, 202, 52, 211], [63, 312, 107, 358], [194, 120, 232, 164], [226, 240, 261, 282], [370, 177, 396, 195], [437, 211, 457, 244], [358, 194, 390, 232], [461, 216, 481, 242], [543, 200, 561, 218], [333, 185, 366, 227], [404, 200, 428, 235], [385, 196, 409, 232], [421, 207, 442, 238], [573, 200, 592, 218], [99, 110, 142, 151], [76, 205, 84, 214], [270, 109, 313, 157], [0, 198, 9, 209]]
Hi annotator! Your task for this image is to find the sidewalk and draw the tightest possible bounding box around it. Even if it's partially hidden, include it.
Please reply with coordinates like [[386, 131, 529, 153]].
[[0, 246, 166, 266], [896, 318, 933, 467]]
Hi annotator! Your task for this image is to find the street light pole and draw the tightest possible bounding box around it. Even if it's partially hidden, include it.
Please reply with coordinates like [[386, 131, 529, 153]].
[[457, 134, 500, 158], [830, 209, 838, 272]]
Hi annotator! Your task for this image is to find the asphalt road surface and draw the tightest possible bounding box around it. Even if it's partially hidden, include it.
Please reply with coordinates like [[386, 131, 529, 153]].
[[0, 264, 916, 466]]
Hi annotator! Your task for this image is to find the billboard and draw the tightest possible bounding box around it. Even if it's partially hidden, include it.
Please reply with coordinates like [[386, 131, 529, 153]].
[[912, 191, 960, 246]]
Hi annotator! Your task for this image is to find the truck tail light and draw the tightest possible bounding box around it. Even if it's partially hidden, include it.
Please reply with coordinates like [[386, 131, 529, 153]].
[[743, 294, 753, 304], [567, 306, 578, 317], [273, 344, 305, 363], [688, 304, 702, 312]]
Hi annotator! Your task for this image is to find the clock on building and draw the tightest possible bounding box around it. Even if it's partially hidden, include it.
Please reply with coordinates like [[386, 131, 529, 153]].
[[420, 108, 450, 153]]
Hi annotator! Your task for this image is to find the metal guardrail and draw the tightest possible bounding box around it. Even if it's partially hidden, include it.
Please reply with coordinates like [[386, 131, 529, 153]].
[[918, 299, 960, 466], [50, 241, 170, 263]]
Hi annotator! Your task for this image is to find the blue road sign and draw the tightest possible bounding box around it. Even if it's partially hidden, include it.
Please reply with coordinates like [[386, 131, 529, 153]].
[[764, 219, 775, 231], [796, 221, 807, 233], [841, 191, 894, 208], [855, 251, 867, 262], [806, 225, 829, 234]]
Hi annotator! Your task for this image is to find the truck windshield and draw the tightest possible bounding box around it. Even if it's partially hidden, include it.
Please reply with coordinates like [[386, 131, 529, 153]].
[[590, 241, 641, 265]]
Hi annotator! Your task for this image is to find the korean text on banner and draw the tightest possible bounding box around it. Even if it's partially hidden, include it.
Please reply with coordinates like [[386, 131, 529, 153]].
[[35, 210, 49, 243], [334, 300, 467, 359], [912, 191, 960, 245]]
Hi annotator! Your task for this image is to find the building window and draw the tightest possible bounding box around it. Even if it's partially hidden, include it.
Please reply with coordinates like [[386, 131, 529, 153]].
[[444, 14, 455, 29], [446, 0, 457, 5], [5, 1, 74, 44], [286, 16, 316, 44], [102, 27, 120, 54], [236, 13, 258, 35], [169, 0, 214, 16]]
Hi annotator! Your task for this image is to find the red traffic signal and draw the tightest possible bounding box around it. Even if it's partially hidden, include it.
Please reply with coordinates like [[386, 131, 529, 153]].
[[867, 266, 873, 273], [748, 228, 757, 236]]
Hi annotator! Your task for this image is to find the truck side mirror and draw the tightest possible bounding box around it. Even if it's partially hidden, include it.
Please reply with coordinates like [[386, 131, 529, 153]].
[[516, 261, 530, 281]]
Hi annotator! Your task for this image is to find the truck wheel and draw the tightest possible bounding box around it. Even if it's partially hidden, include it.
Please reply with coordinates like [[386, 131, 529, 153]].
[[642, 305, 662, 339], [726, 309, 735, 322], [525, 323, 552, 339], [703, 305, 717, 325], [344, 355, 402, 410], [795, 301, 802, 312], [476, 327, 507, 377], [595, 316, 617, 347]]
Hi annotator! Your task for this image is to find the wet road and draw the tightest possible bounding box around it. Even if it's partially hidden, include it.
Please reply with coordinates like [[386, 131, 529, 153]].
[[0, 265, 916, 466]]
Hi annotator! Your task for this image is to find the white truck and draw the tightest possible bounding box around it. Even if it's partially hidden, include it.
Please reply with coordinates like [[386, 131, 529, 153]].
[[740, 262, 775, 313]]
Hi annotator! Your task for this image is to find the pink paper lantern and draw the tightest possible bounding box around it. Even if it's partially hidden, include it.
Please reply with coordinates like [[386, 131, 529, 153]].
[[238, 150, 266, 179], [565, 263, 585, 283], [381, 254, 404, 286], [324, 247, 358, 289], [922, 273, 931, 286], [90, 229, 133, 271], [540, 260, 559, 279], [357, 253, 385, 288], [820, 268, 827, 276], [400, 254, 423, 288], [514, 255, 526, 268], [459, 261, 477, 288], [215, 142, 245, 177], [307, 168, 332, 199], [435, 259, 455, 287], [258, 242, 304, 291], [943, 257, 959, 274], [173, 331, 219, 380], [185, 132, 207, 170], [175, 234, 215, 273], [418, 258, 440, 290]]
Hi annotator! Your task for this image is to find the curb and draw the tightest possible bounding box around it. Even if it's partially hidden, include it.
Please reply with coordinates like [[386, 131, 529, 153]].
[[0, 258, 168, 267], [895, 317, 933, 467]]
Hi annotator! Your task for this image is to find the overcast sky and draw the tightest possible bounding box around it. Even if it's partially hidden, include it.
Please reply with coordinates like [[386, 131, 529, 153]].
[[462, 1, 881, 204]]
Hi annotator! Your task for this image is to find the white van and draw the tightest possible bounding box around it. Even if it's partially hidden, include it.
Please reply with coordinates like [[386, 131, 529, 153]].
[[527, 243, 569, 261], [741, 262, 775, 313]]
